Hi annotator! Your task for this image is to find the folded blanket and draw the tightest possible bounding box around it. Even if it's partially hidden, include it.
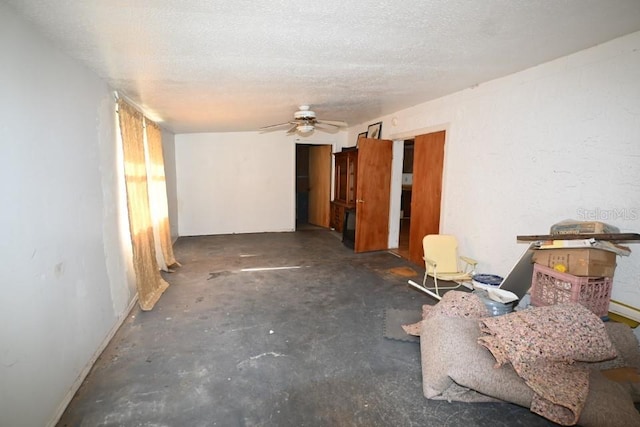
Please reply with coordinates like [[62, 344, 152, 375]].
[[402, 290, 489, 336], [478, 303, 617, 425], [413, 291, 640, 426], [419, 312, 640, 427]]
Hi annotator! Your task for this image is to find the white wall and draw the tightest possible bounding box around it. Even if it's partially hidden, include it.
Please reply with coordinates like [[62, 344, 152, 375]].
[[350, 31, 640, 311], [0, 4, 136, 426], [162, 129, 179, 241], [175, 131, 346, 236]]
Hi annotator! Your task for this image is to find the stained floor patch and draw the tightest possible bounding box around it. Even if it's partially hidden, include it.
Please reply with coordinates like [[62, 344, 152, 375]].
[[387, 266, 418, 277], [207, 271, 231, 280]]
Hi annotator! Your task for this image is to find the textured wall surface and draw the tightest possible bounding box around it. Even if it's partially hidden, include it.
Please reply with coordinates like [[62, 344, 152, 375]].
[[175, 131, 346, 236], [356, 31, 640, 309], [0, 4, 135, 426]]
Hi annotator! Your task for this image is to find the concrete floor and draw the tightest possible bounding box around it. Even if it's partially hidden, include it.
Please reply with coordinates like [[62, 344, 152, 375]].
[[58, 228, 556, 426]]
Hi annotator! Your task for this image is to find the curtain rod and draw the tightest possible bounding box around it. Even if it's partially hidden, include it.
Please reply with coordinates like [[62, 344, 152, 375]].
[[113, 91, 167, 132]]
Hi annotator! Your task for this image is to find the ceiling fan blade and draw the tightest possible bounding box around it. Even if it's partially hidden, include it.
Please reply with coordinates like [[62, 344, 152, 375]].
[[316, 119, 347, 127], [314, 122, 339, 129], [314, 122, 340, 133], [259, 121, 296, 131], [286, 124, 299, 134]]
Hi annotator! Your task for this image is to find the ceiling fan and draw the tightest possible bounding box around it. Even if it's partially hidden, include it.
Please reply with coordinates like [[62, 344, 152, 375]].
[[259, 105, 347, 135]]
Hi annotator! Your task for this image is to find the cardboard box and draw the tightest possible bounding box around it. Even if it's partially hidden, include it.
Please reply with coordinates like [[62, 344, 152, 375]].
[[550, 220, 619, 235], [532, 248, 617, 277]]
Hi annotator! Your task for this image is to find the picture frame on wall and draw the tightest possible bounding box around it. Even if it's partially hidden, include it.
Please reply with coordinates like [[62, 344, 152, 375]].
[[356, 131, 367, 147], [367, 121, 382, 139]]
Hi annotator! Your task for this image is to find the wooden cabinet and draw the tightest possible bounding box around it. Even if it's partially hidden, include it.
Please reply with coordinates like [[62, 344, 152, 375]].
[[330, 203, 345, 232], [334, 149, 357, 205], [330, 149, 358, 232]]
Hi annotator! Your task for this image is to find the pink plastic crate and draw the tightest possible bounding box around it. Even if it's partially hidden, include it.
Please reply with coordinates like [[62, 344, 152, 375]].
[[530, 263, 613, 317]]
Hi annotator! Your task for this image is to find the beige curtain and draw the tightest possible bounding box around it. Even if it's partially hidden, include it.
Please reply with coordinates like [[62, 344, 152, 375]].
[[144, 119, 179, 269], [117, 99, 169, 310]]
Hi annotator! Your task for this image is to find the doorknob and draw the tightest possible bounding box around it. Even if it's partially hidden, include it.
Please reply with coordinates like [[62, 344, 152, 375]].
[[356, 199, 364, 203]]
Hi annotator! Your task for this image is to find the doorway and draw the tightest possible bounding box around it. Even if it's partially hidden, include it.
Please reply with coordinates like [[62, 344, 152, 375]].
[[396, 139, 414, 259], [295, 144, 331, 229]]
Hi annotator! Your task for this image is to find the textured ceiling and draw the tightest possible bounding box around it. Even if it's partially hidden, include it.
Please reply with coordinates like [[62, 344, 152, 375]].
[[5, 0, 640, 133]]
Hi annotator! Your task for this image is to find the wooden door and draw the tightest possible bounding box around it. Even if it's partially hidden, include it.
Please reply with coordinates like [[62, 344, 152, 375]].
[[308, 145, 331, 227], [355, 138, 393, 252], [408, 131, 445, 265]]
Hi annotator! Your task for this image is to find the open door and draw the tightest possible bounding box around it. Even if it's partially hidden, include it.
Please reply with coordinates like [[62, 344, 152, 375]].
[[308, 145, 331, 227], [355, 138, 393, 253], [408, 131, 445, 265]]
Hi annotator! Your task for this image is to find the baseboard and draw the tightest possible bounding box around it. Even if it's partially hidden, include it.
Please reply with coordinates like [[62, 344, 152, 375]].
[[609, 300, 640, 323], [47, 294, 139, 427]]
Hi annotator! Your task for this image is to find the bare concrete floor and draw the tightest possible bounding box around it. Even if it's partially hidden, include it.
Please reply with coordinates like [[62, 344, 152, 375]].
[[58, 228, 556, 426]]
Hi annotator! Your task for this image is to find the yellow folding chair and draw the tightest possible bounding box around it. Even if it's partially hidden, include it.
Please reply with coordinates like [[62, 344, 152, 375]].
[[408, 234, 478, 300]]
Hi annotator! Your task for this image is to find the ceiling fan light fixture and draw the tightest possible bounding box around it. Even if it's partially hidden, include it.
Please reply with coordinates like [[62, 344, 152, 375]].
[[294, 105, 316, 120], [260, 105, 345, 135], [297, 124, 314, 134]]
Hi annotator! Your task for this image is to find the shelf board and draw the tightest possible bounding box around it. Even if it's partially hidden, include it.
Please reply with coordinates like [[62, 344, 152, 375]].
[[517, 233, 640, 243]]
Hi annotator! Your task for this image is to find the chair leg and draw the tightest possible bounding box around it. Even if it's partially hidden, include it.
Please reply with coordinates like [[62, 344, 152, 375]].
[[424, 270, 445, 298], [428, 273, 464, 295], [418, 268, 466, 300], [409, 274, 465, 300]]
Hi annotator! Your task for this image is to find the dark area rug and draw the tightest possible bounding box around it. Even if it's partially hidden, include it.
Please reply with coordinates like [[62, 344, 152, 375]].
[[383, 308, 421, 343]]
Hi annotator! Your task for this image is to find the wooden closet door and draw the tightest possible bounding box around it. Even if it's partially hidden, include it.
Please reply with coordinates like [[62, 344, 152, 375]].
[[355, 138, 393, 253], [408, 131, 445, 265], [308, 145, 331, 227]]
